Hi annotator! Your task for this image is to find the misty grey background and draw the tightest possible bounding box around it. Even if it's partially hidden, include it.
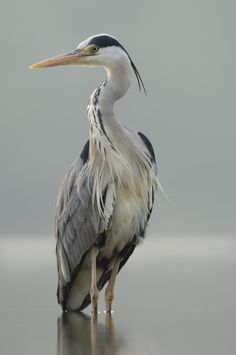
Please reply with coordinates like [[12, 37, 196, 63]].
[[1, 3, 236, 354], [0, 0, 235, 235]]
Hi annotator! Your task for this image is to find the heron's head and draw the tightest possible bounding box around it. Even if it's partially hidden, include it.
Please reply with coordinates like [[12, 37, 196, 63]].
[[30, 34, 145, 93]]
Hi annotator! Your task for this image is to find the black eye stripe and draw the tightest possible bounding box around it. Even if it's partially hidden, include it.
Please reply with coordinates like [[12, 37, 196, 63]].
[[88, 35, 146, 94], [88, 35, 122, 49]]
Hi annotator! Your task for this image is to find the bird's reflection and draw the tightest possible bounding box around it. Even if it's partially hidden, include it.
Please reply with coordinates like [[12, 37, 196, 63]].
[[57, 312, 124, 355]]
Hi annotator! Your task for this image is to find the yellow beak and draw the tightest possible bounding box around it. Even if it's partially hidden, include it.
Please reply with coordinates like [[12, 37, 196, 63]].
[[30, 49, 84, 69]]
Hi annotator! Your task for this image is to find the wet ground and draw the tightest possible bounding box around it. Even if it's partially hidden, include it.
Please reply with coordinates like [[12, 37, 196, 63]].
[[0, 235, 235, 355]]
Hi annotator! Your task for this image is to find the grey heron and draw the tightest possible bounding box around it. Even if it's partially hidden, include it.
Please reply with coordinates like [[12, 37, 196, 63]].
[[31, 34, 158, 313]]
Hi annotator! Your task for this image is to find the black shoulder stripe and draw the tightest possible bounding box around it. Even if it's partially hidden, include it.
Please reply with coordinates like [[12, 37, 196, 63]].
[[138, 132, 156, 163], [80, 140, 89, 164]]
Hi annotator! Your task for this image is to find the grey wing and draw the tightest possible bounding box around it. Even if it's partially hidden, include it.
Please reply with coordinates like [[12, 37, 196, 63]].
[[55, 141, 114, 309], [137, 131, 158, 222]]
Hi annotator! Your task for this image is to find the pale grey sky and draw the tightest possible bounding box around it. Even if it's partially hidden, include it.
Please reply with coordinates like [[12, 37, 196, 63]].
[[0, 0, 235, 235]]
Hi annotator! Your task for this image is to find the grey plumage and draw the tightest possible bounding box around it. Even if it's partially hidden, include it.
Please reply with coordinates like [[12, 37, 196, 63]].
[[31, 33, 158, 312], [55, 126, 157, 310], [55, 145, 116, 309]]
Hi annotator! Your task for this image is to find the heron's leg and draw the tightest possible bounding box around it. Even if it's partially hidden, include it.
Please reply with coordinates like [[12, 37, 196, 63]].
[[105, 258, 120, 313], [105, 312, 114, 351], [90, 248, 99, 313], [90, 313, 98, 355]]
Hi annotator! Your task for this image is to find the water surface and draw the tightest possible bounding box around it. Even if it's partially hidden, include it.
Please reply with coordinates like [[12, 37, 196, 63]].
[[0, 235, 235, 354]]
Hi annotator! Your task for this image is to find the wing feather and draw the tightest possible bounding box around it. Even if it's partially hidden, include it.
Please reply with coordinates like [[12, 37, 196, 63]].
[[55, 141, 114, 307]]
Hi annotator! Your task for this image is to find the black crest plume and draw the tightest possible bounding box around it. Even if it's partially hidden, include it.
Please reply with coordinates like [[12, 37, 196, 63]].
[[89, 35, 147, 94]]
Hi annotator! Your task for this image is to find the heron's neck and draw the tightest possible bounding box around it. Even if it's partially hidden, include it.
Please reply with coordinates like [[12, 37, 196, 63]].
[[88, 58, 132, 151], [98, 60, 132, 116]]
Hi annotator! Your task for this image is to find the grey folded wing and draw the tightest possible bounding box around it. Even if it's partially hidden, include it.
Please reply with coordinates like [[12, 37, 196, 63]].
[[55, 141, 114, 307]]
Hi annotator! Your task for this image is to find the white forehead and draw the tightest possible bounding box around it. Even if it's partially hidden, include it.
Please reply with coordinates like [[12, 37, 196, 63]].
[[76, 33, 118, 49]]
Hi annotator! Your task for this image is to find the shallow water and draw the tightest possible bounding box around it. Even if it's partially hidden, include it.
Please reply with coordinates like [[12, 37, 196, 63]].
[[0, 235, 235, 355]]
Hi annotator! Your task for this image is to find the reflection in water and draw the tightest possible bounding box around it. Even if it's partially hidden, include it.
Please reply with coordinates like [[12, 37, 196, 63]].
[[57, 312, 125, 355]]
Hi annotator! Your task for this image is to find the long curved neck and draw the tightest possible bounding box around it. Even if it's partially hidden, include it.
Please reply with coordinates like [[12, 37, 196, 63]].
[[88, 57, 132, 153], [98, 59, 132, 117]]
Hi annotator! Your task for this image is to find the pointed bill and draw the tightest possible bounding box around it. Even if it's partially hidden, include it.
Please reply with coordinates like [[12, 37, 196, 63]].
[[30, 49, 84, 69]]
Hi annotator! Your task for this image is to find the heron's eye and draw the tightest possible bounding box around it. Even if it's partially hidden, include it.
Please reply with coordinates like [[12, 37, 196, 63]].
[[90, 46, 99, 54]]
